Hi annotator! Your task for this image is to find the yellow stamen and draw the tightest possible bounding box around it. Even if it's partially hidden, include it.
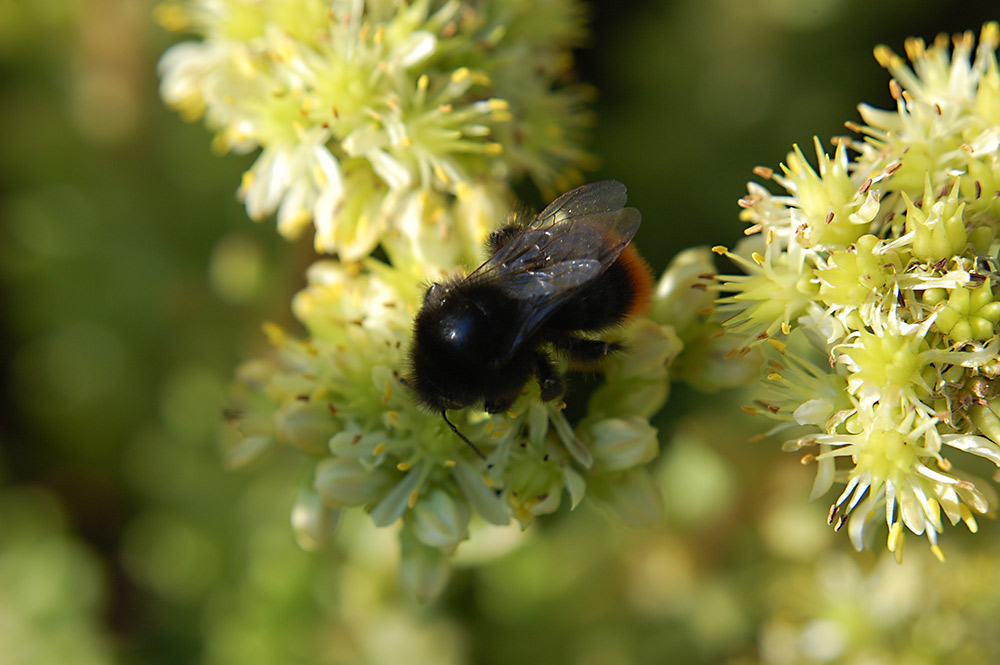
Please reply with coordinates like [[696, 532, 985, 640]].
[[887, 521, 905, 562], [767, 339, 788, 353]]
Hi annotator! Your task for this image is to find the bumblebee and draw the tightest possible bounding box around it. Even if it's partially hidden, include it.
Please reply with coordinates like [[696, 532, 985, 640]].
[[407, 180, 652, 447]]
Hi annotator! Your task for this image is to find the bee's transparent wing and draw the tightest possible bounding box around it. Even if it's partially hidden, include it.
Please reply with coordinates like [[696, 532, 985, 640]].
[[463, 181, 642, 361]]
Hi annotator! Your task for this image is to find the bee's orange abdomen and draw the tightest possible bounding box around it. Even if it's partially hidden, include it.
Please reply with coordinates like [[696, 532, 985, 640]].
[[618, 244, 654, 320]]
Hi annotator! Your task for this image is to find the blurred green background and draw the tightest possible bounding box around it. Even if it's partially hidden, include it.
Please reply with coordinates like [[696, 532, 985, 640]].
[[2, 1, 1000, 663]]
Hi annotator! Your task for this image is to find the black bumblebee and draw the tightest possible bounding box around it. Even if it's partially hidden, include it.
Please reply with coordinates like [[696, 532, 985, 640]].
[[407, 180, 652, 447]]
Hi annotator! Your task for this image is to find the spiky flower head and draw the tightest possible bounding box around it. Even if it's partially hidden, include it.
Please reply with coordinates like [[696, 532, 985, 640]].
[[713, 23, 1000, 560], [157, 0, 595, 260], [227, 238, 679, 598]]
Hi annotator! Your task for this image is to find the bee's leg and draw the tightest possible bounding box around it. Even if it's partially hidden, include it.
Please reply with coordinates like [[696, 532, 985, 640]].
[[548, 333, 621, 364], [533, 351, 564, 402]]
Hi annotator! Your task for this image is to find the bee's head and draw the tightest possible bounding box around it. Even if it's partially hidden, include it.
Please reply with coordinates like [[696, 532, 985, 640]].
[[406, 285, 490, 412]]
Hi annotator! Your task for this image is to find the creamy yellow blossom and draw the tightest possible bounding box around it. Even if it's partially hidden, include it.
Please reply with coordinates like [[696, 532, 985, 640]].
[[714, 23, 1000, 558], [226, 225, 678, 596], [158, 0, 593, 259]]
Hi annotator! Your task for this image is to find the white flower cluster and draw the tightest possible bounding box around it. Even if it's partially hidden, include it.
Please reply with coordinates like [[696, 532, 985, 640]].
[[158, 0, 594, 260], [714, 24, 1000, 559], [228, 254, 680, 599]]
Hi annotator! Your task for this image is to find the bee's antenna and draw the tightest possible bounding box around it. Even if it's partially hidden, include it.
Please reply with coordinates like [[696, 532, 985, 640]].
[[441, 410, 487, 461]]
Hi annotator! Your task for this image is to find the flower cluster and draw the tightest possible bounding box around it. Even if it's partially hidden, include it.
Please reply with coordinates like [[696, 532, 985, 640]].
[[157, 0, 595, 260], [159, 0, 683, 598], [228, 249, 679, 599], [713, 23, 1000, 560]]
